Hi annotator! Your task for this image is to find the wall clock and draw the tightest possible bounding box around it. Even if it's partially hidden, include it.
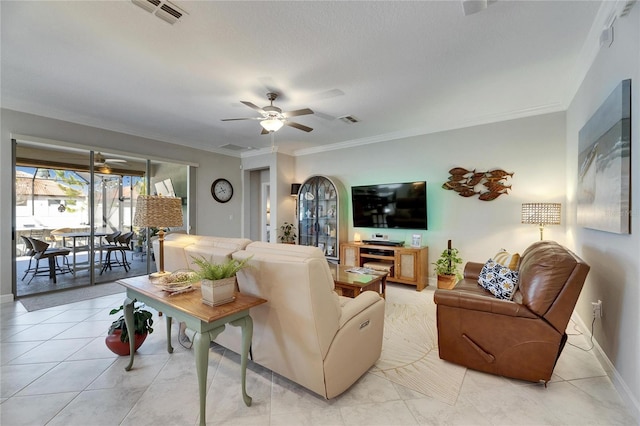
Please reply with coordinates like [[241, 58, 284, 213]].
[[211, 178, 233, 203]]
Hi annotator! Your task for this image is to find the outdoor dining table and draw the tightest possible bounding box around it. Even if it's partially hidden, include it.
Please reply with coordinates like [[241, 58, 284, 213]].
[[60, 231, 107, 275]]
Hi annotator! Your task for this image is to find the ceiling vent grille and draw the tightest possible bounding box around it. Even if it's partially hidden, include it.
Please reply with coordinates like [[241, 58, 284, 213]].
[[339, 115, 360, 124], [131, 0, 187, 25]]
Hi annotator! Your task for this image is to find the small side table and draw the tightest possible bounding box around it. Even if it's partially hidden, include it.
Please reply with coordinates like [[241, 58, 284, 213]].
[[117, 276, 267, 426]]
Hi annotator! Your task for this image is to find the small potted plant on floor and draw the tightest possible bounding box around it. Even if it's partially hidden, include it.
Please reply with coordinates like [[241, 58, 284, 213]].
[[105, 300, 154, 356], [433, 240, 463, 289], [279, 222, 297, 244], [191, 256, 251, 306]]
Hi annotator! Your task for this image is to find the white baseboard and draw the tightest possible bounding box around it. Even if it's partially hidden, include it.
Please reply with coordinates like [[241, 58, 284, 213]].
[[571, 312, 640, 423], [1, 293, 15, 304]]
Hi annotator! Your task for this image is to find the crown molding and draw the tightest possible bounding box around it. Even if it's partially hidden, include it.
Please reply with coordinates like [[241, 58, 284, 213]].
[[292, 101, 565, 157]]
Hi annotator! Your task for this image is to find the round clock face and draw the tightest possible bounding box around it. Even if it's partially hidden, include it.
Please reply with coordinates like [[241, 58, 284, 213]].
[[211, 178, 233, 203]]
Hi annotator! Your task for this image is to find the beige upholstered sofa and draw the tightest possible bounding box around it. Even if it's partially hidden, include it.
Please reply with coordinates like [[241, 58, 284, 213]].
[[152, 233, 252, 272], [153, 236, 385, 399]]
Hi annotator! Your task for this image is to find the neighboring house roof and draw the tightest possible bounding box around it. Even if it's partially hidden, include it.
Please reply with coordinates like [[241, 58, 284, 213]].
[[15, 177, 82, 198]]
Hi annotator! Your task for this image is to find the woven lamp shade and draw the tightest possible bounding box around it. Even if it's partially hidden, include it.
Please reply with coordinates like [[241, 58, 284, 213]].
[[133, 195, 183, 228], [521, 203, 561, 225]]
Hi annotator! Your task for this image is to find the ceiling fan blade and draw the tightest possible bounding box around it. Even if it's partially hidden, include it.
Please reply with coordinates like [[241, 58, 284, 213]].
[[285, 121, 313, 132], [241, 101, 265, 114], [283, 108, 314, 118], [221, 117, 261, 121], [261, 128, 270, 135]]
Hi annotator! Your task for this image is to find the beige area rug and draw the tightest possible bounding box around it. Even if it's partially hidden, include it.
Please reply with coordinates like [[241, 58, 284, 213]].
[[369, 285, 466, 405]]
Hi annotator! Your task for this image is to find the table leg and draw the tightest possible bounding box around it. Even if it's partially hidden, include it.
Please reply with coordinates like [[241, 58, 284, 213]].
[[48, 256, 57, 283], [71, 237, 77, 276], [123, 297, 136, 371], [381, 274, 387, 298], [230, 315, 254, 407], [194, 325, 225, 426], [165, 316, 174, 353]]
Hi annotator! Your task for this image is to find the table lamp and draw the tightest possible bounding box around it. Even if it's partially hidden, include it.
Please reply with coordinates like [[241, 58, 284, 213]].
[[133, 195, 183, 278], [521, 203, 561, 240]]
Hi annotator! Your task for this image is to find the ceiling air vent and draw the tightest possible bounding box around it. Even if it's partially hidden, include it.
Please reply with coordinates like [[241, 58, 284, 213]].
[[339, 115, 360, 124], [132, 0, 160, 13], [131, 0, 187, 25]]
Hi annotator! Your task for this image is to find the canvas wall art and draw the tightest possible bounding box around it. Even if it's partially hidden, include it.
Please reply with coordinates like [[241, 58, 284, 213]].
[[577, 79, 631, 234]]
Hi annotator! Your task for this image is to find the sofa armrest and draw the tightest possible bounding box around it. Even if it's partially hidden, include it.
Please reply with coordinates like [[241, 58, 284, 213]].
[[338, 291, 383, 328], [434, 289, 538, 319], [325, 295, 385, 398], [463, 262, 485, 280]]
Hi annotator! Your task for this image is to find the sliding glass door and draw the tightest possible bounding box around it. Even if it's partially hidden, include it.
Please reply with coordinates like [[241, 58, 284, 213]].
[[13, 140, 188, 297]]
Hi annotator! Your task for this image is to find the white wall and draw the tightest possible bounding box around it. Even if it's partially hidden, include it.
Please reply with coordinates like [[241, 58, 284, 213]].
[[566, 3, 640, 418], [295, 112, 567, 275]]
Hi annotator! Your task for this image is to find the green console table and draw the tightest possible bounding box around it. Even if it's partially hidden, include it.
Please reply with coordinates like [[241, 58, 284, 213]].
[[117, 275, 266, 426]]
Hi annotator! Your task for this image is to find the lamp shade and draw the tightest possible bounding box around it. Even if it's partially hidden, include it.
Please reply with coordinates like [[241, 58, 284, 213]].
[[133, 195, 183, 229], [260, 118, 284, 132], [521, 203, 561, 225], [290, 183, 301, 196]]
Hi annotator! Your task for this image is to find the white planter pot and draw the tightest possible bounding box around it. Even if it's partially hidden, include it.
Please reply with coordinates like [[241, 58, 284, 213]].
[[201, 277, 236, 306]]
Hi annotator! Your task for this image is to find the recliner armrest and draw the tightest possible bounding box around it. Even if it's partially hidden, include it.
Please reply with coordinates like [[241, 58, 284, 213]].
[[434, 289, 538, 319], [338, 292, 383, 328], [463, 262, 485, 280]]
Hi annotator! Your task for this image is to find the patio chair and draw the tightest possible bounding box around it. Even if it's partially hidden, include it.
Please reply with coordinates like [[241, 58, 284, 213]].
[[100, 231, 134, 275], [22, 237, 72, 284], [20, 235, 36, 279]]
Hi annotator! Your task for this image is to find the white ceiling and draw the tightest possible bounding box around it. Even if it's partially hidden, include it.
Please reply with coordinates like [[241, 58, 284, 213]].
[[1, 1, 603, 155]]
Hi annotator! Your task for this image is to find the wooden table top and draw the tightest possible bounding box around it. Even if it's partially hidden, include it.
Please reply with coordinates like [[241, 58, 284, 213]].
[[116, 275, 267, 323], [330, 264, 387, 288]]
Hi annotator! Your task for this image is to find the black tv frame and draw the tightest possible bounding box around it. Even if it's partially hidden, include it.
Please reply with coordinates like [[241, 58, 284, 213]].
[[351, 181, 427, 230]]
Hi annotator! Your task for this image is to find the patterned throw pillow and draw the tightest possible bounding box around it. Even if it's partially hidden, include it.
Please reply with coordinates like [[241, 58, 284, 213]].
[[478, 259, 519, 300], [493, 249, 520, 270]]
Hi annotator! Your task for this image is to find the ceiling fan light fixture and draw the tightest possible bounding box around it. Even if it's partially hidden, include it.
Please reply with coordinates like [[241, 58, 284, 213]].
[[98, 164, 112, 174], [260, 118, 284, 132]]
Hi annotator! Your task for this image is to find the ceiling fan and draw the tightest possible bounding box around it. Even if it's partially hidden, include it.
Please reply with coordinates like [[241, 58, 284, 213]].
[[94, 152, 127, 166], [222, 93, 314, 134]]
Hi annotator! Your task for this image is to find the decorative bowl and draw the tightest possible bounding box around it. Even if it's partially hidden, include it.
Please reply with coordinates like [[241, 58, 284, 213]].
[[155, 270, 197, 292]]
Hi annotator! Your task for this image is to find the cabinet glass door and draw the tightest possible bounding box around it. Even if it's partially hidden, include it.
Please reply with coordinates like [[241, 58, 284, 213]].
[[298, 176, 339, 260]]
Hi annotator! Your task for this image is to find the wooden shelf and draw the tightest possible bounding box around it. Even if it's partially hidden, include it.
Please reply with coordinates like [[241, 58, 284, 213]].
[[340, 242, 428, 291]]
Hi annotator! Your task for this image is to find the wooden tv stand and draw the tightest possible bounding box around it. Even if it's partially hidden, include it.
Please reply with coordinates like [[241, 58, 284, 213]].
[[340, 242, 428, 291]]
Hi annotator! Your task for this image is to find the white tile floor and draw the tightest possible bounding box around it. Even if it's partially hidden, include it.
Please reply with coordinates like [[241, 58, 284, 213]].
[[1, 285, 636, 426]]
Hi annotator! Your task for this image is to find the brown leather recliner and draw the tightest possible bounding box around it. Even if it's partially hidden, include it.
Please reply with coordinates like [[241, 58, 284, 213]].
[[434, 241, 590, 383]]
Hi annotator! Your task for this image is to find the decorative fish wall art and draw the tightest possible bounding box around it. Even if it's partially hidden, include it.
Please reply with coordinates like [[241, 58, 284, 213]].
[[442, 167, 513, 201]]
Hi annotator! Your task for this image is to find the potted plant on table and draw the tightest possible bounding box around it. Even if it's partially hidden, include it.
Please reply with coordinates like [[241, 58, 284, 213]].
[[106, 300, 154, 356], [279, 222, 297, 244], [191, 256, 251, 306], [433, 240, 463, 290]]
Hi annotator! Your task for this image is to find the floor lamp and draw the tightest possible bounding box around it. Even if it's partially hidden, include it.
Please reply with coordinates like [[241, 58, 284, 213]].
[[521, 203, 561, 240], [133, 195, 183, 278]]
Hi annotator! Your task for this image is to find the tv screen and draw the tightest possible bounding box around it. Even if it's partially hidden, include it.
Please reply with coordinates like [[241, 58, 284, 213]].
[[351, 181, 427, 230]]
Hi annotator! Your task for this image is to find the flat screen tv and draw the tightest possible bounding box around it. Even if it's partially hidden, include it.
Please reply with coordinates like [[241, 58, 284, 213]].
[[351, 181, 427, 230]]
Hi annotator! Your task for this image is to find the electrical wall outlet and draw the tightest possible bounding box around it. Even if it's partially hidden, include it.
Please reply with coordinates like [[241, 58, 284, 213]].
[[592, 300, 603, 318]]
